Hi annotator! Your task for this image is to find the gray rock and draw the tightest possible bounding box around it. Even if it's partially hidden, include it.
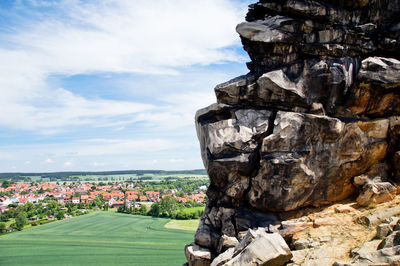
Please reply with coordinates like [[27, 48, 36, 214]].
[[210, 248, 235, 266], [376, 223, 393, 239], [358, 207, 400, 226], [248, 111, 388, 211], [348, 246, 400, 265], [236, 16, 298, 44], [293, 238, 320, 250], [226, 233, 292, 266], [216, 235, 239, 253], [356, 181, 397, 207], [350, 239, 382, 258], [196, 104, 272, 205], [185, 243, 213, 266], [194, 218, 220, 250], [187, 0, 400, 264], [233, 228, 267, 256], [393, 151, 400, 181], [346, 57, 400, 117], [378, 231, 400, 249], [215, 58, 358, 116]]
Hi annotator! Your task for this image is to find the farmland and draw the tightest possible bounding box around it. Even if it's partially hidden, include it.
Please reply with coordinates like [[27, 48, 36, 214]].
[[0, 212, 195, 265], [0, 169, 208, 183]]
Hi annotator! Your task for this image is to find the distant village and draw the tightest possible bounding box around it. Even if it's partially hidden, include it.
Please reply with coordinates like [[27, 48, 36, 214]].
[[0, 180, 207, 214]]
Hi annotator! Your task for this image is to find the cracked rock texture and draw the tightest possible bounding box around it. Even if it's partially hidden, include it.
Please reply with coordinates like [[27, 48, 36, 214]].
[[186, 0, 400, 265]]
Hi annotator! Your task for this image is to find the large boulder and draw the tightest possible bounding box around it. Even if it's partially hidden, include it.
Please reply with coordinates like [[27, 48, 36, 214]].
[[187, 0, 400, 264], [248, 112, 387, 211]]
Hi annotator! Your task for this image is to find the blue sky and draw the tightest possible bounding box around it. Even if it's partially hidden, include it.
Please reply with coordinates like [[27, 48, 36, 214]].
[[0, 0, 252, 172]]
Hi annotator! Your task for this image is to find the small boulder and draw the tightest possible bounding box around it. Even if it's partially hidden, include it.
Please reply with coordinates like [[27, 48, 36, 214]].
[[376, 223, 393, 239], [185, 243, 213, 266], [334, 205, 357, 214], [356, 181, 397, 207], [234, 228, 266, 255], [225, 233, 292, 266], [378, 231, 400, 249], [210, 248, 235, 266], [217, 235, 239, 253], [293, 238, 320, 250], [313, 217, 336, 227]]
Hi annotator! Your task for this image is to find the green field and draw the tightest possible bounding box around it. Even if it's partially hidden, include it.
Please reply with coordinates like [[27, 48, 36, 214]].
[[0, 212, 195, 265], [164, 219, 200, 231], [73, 173, 208, 182]]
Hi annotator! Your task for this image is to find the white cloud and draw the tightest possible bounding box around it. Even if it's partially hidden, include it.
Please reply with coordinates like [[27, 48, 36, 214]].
[[0, 0, 252, 171], [0, 0, 247, 133], [44, 158, 54, 164], [169, 158, 184, 163], [64, 161, 72, 167], [92, 162, 106, 167]]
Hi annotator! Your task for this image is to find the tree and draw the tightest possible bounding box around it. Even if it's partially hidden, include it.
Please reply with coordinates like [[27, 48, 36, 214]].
[[56, 211, 65, 220], [1, 180, 11, 188], [148, 203, 160, 217], [139, 204, 147, 215], [160, 196, 178, 217], [15, 213, 27, 231], [0, 222, 6, 233]]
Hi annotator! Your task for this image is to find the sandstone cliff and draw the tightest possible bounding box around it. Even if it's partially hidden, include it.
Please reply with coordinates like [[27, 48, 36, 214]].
[[186, 1, 400, 265]]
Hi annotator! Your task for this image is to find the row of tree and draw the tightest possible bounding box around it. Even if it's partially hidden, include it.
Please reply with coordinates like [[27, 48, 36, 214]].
[[117, 196, 204, 220]]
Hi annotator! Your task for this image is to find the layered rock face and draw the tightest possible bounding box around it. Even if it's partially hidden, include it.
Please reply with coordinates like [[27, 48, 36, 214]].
[[187, 0, 400, 265]]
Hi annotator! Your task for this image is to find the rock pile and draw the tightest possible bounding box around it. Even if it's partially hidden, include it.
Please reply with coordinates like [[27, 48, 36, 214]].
[[186, 0, 400, 265], [335, 216, 400, 265]]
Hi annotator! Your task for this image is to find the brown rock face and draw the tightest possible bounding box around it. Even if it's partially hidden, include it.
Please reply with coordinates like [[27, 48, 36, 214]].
[[188, 0, 400, 264]]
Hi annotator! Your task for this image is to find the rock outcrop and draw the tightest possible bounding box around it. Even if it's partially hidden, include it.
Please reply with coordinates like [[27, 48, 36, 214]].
[[187, 0, 400, 265]]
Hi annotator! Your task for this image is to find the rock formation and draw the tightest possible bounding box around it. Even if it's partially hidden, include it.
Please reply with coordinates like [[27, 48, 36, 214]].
[[186, 0, 400, 265]]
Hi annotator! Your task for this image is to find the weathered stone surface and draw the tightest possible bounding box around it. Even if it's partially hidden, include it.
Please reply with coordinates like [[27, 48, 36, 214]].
[[346, 57, 400, 117], [280, 218, 313, 240], [356, 181, 397, 206], [216, 235, 239, 253], [293, 238, 320, 250], [248, 111, 387, 211], [234, 208, 279, 232], [185, 243, 213, 266], [196, 104, 272, 206], [188, 0, 400, 264], [215, 58, 358, 116], [355, 246, 400, 265], [233, 228, 265, 255], [226, 232, 292, 266], [337, 239, 400, 265], [389, 116, 400, 181], [334, 205, 357, 214], [194, 218, 220, 250], [393, 151, 400, 181], [377, 223, 393, 239], [210, 247, 235, 266], [350, 239, 382, 258], [357, 207, 400, 226], [378, 231, 400, 249]]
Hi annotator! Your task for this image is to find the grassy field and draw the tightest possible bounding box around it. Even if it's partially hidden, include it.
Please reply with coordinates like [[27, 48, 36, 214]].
[[164, 219, 199, 231], [0, 212, 194, 266], [72, 173, 208, 182]]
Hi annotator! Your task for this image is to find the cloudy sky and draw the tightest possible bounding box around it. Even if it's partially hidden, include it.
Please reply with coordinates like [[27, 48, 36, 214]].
[[0, 0, 252, 172]]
